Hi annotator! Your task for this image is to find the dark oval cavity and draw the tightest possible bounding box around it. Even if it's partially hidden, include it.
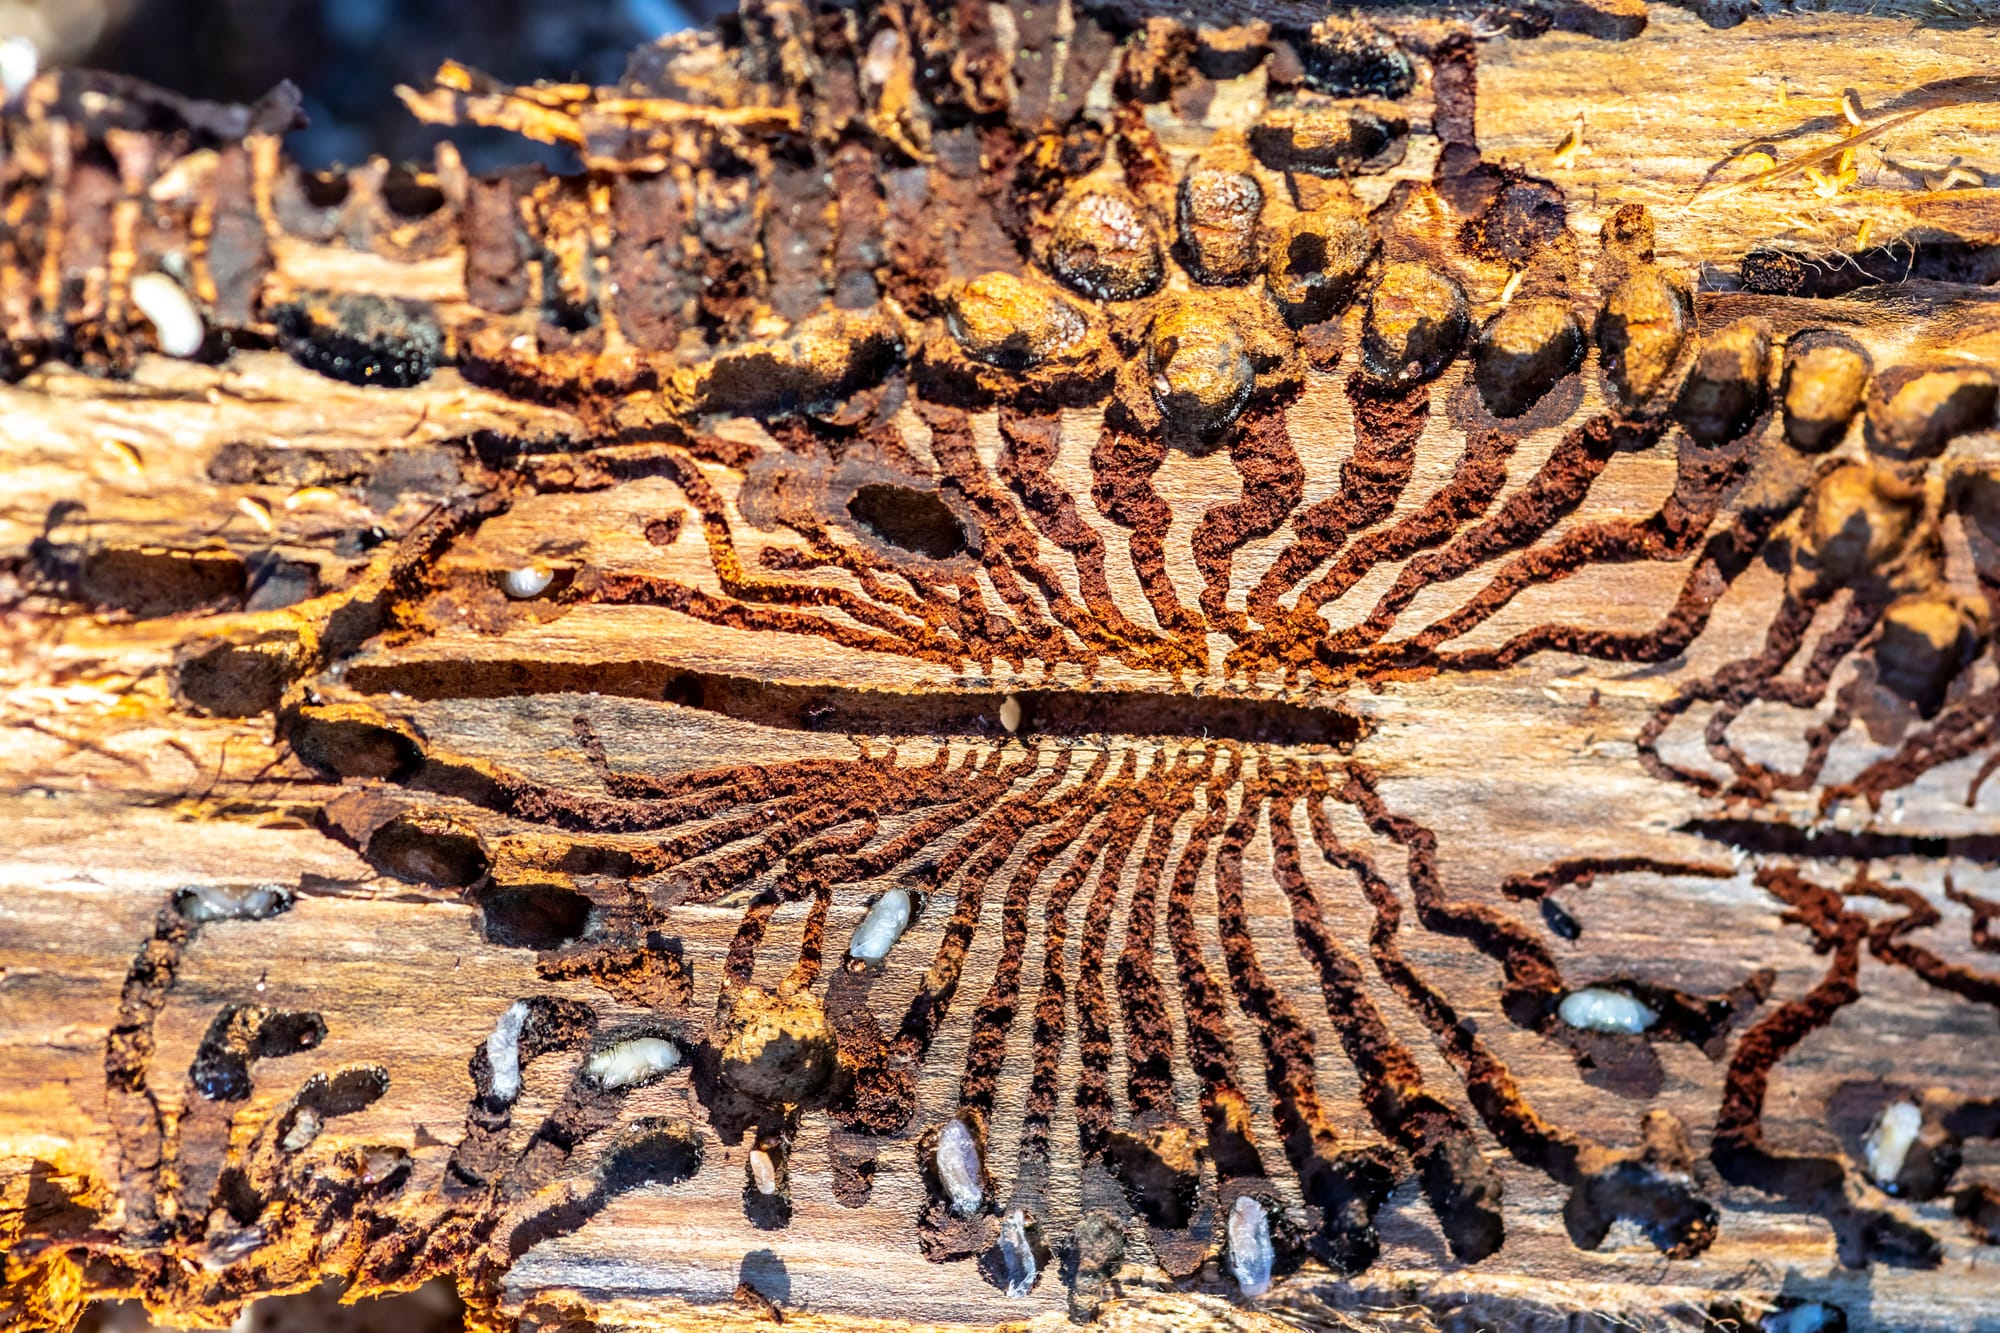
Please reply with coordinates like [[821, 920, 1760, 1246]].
[[365, 810, 490, 887], [301, 170, 351, 210], [173, 635, 301, 718], [1249, 105, 1406, 178], [381, 168, 447, 219], [847, 484, 968, 560], [1292, 17, 1415, 98], [481, 883, 591, 949], [55, 544, 249, 619]]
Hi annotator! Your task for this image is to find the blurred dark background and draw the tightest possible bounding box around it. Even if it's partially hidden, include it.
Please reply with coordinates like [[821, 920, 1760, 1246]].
[[2, 0, 738, 168]]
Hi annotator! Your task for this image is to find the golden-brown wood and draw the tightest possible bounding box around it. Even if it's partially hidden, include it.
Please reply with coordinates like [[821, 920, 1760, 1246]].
[[2, 4, 1997, 1331]]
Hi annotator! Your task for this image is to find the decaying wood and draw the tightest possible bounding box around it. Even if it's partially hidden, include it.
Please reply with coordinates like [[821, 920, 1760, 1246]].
[[2, 2, 1998, 1330]]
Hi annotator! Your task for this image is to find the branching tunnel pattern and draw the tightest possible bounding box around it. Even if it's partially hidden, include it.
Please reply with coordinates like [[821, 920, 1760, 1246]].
[[2, 0, 1999, 1323]]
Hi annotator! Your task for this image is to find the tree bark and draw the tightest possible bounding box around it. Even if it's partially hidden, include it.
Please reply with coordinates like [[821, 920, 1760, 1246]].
[[2, 3, 1999, 1331]]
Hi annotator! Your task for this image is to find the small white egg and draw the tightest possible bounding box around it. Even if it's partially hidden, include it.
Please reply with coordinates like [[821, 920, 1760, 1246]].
[[998, 693, 1023, 734], [1558, 987, 1657, 1035], [130, 271, 205, 358], [503, 565, 555, 599]]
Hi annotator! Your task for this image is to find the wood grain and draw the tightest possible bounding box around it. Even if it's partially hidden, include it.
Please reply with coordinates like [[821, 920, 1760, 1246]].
[[1, 3, 1997, 1331]]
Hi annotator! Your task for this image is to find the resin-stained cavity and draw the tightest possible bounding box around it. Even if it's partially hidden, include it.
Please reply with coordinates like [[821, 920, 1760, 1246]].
[[1675, 319, 1770, 446], [945, 272, 1090, 370], [1265, 205, 1375, 327], [1595, 268, 1691, 410], [1362, 263, 1468, 386], [586, 1036, 682, 1091], [1782, 332, 1871, 452], [1865, 366, 1999, 460], [1044, 185, 1164, 301], [1473, 297, 1582, 417], [1794, 463, 1924, 589], [1149, 299, 1256, 433], [1874, 595, 1984, 716], [694, 306, 903, 416], [1249, 105, 1406, 177], [1177, 159, 1264, 285]]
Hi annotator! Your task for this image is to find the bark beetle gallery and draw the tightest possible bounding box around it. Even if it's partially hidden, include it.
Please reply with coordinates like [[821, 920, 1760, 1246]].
[[1, 1, 1998, 1329]]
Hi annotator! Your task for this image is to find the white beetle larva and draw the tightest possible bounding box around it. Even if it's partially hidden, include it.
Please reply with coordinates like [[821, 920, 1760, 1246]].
[[1226, 1195, 1275, 1298], [936, 1116, 984, 1216], [504, 565, 556, 599], [485, 1000, 531, 1104], [1558, 987, 1657, 1035], [0, 36, 37, 105], [129, 271, 206, 358], [749, 1146, 780, 1196], [849, 887, 913, 963], [1862, 1100, 1923, 1189], [997, 1208, 1038, 1297], [281, 1106, 322, 1153], [585, 1035, 682, 1090]]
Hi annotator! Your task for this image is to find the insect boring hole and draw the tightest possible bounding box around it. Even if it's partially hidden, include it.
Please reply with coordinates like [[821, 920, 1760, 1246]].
[[845, 484, 970, 561], [479, 883, 592, 950]]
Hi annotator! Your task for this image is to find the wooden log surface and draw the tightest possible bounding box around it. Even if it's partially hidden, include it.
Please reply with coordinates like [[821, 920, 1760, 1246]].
[[1, 2, 1998, 1330]]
